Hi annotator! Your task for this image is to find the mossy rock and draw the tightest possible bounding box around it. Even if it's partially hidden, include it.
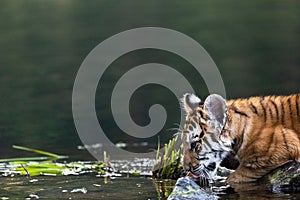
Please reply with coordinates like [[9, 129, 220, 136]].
[[260, 161, 300, 193]]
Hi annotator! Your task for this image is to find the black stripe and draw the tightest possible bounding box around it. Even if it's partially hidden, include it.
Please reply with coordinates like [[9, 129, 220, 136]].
[[211, 149, 223, 159], [282, 130, 291, 160], [296, 94, 300, 122], [296, 94, 300, 114], [218, 151, 222, 159], [233, 109, 250, 118], [260, 97, 267, 122], [198, 109, 204, 118], [232, 138, 242, 155], [232, 104, 250, 118], [281, 98, 285, 125], [197, 157, 209, 161], [287, 97, 294, 129], [200, 131, 205, 138], [270, 99, 279, 122], [268, 108, 274, 121], [250, 102, 259, 115]]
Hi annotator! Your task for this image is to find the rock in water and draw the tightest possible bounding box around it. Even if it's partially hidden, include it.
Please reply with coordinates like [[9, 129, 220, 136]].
[[261, 161, 300, 193], [167, 177, 217, 200]]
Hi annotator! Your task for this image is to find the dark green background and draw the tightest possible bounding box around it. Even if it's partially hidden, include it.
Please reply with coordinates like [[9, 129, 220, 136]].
[[0, 1, 299, 159]]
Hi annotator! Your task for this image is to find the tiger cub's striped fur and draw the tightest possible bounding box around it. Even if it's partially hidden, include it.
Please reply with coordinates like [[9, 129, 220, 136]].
[[181, 93, 300, 184]]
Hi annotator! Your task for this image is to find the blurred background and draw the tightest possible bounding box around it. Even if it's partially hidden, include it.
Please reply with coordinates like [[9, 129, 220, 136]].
[[0, 1, 299, 160]]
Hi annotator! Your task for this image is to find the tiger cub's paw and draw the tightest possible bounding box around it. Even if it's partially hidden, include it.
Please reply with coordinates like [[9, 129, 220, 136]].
[[226, 172, 256, 184]]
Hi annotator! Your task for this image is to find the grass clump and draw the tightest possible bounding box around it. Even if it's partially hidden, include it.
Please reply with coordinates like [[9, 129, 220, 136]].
[[152, 136, 183, 180]]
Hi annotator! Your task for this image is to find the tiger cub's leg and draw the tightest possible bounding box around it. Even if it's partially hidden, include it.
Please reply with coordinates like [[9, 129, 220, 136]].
[[226, 165, 266, 184], [227, 125, 300, 184]]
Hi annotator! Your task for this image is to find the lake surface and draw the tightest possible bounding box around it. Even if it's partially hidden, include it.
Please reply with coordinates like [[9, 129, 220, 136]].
[[2, 161, 300, 200], [1, 0, 300, 199]]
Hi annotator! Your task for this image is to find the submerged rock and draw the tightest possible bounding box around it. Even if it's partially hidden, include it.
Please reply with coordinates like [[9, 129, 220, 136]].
[[167, 177, 217, 200], [167, 162, 300, 199], [228, 162, 300, 193], [260, 161, 300, 193]]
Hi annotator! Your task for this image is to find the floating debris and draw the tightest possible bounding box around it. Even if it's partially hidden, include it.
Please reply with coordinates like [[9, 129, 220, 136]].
[[77, 143, 103, 150], [27, 194, 39, 199], [70, 187, 87, 194], [115, 142, 127, 148]]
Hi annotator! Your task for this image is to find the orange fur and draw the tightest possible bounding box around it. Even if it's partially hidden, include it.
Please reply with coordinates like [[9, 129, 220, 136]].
[[182, 94, 300, 184], [225, 95, 300, 183]]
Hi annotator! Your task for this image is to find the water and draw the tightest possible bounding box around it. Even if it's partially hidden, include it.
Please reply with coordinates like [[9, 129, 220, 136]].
[[1, 0, 300, 153], [0, 174, 157, 199], [2, 163, 300, 199], [1, 0, 300, 199]]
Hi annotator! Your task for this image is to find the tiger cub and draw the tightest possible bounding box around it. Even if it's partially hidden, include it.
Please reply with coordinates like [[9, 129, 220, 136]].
[[181, 93, 300, 184]]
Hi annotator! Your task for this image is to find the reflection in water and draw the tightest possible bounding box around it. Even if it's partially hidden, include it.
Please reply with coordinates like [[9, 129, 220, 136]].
[[0, 175, 158, 199], [1, 1, 300, 158]]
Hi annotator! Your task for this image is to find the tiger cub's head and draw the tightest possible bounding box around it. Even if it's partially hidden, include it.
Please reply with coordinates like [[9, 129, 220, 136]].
[[181, 93, 232, 181]]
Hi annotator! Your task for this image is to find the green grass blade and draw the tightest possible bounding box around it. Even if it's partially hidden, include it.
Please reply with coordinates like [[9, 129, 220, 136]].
[[0, 156, 53, 163], [156, 136, 160, 160], [12, 145, 68, 159]]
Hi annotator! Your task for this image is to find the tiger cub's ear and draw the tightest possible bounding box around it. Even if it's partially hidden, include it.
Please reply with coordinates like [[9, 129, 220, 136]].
[[181, 93, 202, 115], [203, 94, 227, 127]]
